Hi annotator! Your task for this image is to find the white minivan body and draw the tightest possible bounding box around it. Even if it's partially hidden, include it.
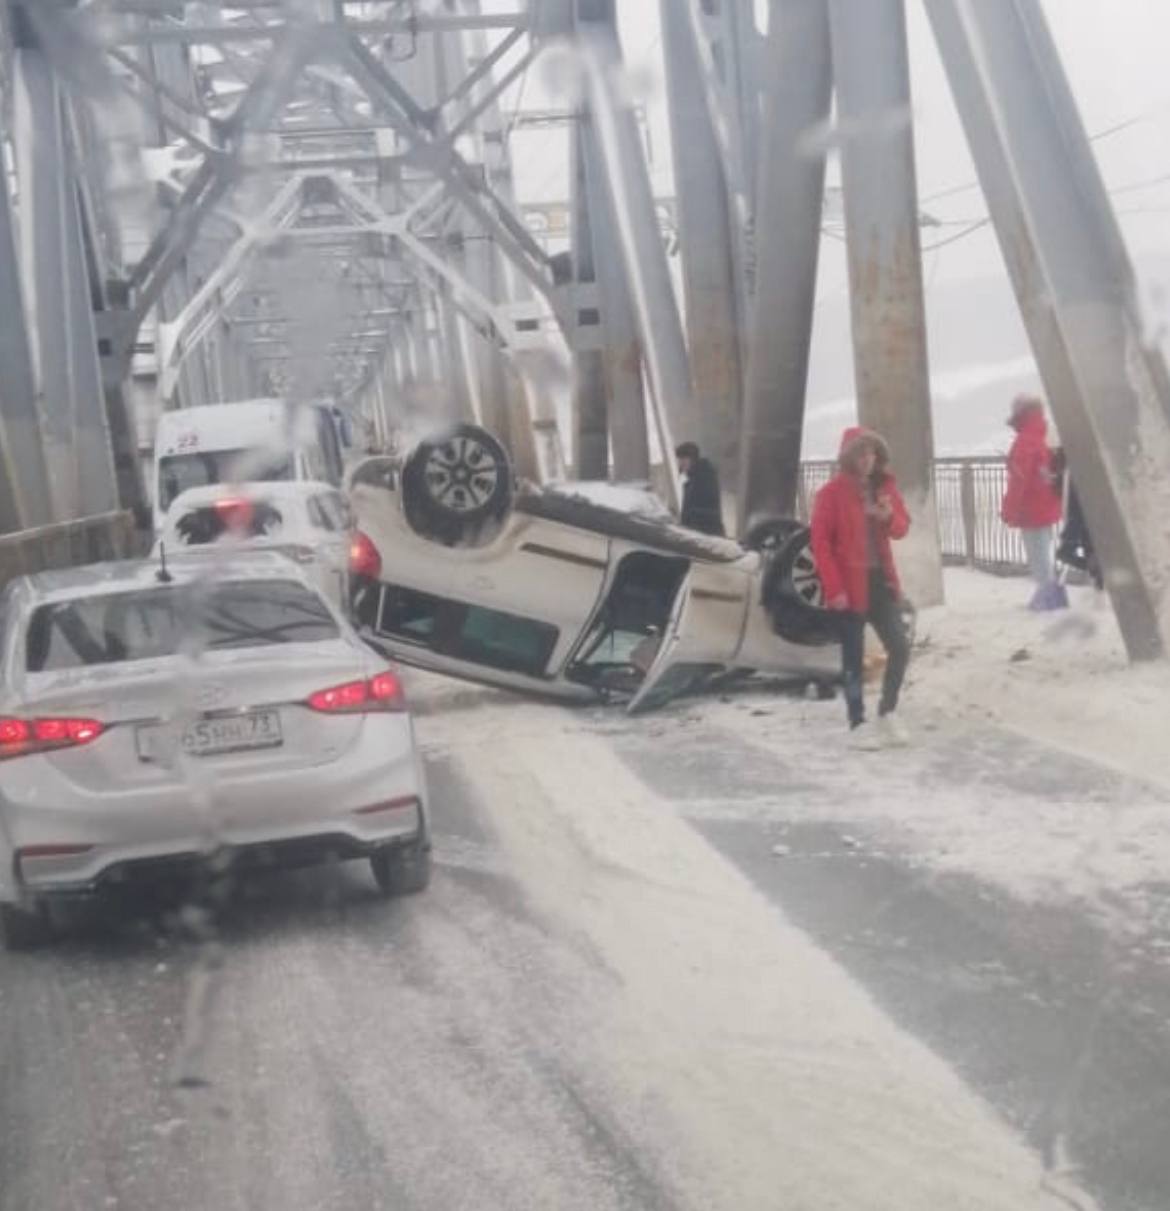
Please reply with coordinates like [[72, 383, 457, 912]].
[[152, 399, 346, 531]]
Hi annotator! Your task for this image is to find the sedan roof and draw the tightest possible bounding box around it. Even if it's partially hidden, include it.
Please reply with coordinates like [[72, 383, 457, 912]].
[[19, 551, 306, 603]]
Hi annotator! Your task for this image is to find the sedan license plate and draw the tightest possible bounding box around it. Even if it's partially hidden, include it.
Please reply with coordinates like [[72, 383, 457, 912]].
[[138, 710, 283, 762]]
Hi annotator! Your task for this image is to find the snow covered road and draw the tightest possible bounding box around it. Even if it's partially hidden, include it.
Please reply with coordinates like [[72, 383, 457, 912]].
[[2, 673, 1158, 1210]]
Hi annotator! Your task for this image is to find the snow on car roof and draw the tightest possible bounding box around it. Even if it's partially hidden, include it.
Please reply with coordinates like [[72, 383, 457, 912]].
[[23, 551, 305, 602], [542, 481, 675, 525], [520, 483, 747, 564]]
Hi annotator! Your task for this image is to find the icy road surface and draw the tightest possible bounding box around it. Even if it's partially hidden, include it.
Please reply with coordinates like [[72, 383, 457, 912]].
[[6, 673, 1161, 1211]]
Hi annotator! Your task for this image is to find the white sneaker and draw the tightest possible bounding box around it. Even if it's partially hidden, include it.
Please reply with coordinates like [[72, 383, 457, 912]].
[[848, 723, 882, 752], [877, 714, 910, 748]]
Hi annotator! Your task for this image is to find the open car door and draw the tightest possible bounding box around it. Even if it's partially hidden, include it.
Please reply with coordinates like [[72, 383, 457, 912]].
[[628, 561, 751, 714]]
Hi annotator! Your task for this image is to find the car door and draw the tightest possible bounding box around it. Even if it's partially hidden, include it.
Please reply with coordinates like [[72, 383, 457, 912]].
[[627, 560, 752, 714]]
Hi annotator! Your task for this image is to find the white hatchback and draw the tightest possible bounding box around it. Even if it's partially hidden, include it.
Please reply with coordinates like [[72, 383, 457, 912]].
[[153, 481, 355, 610], [0, 552, 429, 949]]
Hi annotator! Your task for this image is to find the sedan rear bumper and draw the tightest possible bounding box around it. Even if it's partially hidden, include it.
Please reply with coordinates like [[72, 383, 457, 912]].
[[16, 823, 425, 901], [1, 718, 427, 900]]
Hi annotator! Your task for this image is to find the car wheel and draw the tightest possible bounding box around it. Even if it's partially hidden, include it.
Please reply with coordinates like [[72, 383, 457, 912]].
[[402, 423, 513, 544], [371, 840, 432, 897], [763, 527, 840, 645], [741, 514, 805, 553], [1, 902, 53, 951]]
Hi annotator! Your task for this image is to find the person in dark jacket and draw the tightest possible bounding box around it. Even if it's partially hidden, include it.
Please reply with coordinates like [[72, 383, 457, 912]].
[[811, 427, 911, 751], [675, 442, 725, 536], [1053, 451, 1104, 592]]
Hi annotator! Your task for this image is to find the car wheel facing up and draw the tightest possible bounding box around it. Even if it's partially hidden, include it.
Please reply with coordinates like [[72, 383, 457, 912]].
[[401, 423, 514, 546]]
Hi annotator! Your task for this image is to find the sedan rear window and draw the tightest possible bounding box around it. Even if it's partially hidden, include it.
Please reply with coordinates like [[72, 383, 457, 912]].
[[173, 502, 284, 545], [26, 580, 338, 672]]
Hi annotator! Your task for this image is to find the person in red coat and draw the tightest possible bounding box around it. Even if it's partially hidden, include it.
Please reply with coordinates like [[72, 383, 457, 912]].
[[811, 427, 911, 750], [1001, 395, 1066, 610]]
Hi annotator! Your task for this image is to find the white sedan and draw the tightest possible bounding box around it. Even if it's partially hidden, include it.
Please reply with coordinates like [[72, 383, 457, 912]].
[[153, 480, 355, 610], [0, 552, 429, 949]]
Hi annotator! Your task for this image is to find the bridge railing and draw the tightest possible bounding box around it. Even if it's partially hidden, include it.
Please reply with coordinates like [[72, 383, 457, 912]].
[[798, 457, 1030, 575], [0, 512, 145, 589]]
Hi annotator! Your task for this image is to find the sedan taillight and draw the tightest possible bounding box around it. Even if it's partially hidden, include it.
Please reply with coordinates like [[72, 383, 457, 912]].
[[0, 717, 106, 761], [305, 673, 404, 713], [348, 531, 382, 580]]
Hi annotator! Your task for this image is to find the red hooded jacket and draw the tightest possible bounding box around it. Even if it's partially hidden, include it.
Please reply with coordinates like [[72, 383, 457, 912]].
[[810, 428, 910, 613], [1001, 409, 1062, 529]]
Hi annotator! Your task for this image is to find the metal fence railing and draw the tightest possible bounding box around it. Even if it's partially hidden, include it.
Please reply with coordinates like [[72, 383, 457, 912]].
[[798, 457, 1030, 576]]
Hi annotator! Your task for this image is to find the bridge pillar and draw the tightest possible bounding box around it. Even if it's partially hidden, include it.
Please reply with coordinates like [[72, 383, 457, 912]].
[[828, 0, 945, 607], [13, 43, 119, 521], [0, 127, 52, 532], [738, 0, 832, 533], [661, 0, 745, 494], [927, 0, 1170, 660]]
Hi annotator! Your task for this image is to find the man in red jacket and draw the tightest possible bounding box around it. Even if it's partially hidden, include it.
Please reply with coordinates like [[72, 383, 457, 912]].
[[1001, 395, 1066, 610], [811, 427, 911, 750]]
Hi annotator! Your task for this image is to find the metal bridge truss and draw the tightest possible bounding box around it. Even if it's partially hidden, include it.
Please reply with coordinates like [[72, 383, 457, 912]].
[[0, 0, 1169, 662]]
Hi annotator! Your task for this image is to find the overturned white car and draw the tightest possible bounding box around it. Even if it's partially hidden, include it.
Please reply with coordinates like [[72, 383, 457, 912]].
[[347, 424, 841, 713]]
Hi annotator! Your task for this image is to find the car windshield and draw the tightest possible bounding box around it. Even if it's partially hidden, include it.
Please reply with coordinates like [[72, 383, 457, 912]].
[[25, 579, 337, 671], [157, 450, 294, 513]]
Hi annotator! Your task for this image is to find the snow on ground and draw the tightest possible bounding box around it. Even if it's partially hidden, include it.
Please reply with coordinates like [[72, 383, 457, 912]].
[[915, 569, 1169, 792], [417, 695, 1098, 1211], [666, 569, 1170, 924]]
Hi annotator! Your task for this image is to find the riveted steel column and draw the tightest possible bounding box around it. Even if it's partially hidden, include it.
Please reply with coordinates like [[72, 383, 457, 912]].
[[926, 0, 1170, 660], [577, 0, 692, 506], [661, 0, 743, 490], [828, 0, 944, 607], [569, 113, 609, 480], [738, 0, 832, 532], [13, 41, 118, 520], [583, 117, 651, 483], [571, 108, 650, 482], [0, 136, 51, 531]]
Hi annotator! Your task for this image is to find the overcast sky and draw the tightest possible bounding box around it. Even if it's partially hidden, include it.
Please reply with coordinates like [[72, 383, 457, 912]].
[[493, 1, 1170, 452], [504, 0, 1170, 288]]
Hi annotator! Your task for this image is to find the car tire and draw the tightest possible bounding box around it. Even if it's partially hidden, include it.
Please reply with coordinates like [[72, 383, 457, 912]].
[[1, 902, 53, 951], [742, 514, 805, 553], [763, 527, 840, 646], [371, 840, 432, 897], [401, 424, 513, 545]]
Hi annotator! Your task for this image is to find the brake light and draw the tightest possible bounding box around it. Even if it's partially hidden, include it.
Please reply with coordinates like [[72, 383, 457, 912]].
[[349, 531, 382, 580], [369, 672, 400, 702], [306, 672, 403, 713], [214, 497, 254, 532], [354, 794, 420, 816], [0, 717, 106, 760]]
